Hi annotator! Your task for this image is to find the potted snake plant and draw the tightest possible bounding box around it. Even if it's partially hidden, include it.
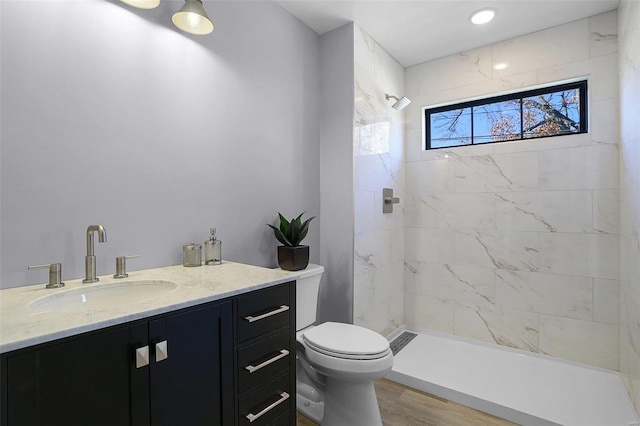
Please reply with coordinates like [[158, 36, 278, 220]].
[[267, 212, 314, 271]]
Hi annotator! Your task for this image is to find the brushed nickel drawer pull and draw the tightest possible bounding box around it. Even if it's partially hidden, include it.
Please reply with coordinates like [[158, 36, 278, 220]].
[[245, 349, 289, 373], [245, 392, 289, 423], [244, 305, 289, 323]]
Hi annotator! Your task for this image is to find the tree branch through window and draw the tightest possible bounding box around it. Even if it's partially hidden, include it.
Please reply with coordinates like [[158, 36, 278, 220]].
[[425, 81, 587, 149]]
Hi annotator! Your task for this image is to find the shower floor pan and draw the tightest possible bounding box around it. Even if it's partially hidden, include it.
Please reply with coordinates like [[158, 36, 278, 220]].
[[386, 329, 639, 426]]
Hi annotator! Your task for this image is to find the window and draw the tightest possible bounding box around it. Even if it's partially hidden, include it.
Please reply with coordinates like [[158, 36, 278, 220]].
[[425, 81, 587, 150]]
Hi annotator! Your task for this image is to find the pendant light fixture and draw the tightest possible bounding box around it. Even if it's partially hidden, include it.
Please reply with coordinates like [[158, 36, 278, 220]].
[[172, 0, 214, 35], [120, 0, 159, 10]]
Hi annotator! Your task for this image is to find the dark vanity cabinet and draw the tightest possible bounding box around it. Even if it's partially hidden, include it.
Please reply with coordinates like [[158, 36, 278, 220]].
[[1, 301, 233, 426], [234, 282, 296, 426], [0, 281, 295, 426], [4, 325, 137, 426]]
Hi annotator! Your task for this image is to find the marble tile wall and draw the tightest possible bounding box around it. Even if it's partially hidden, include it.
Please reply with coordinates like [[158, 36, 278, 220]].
[[618, 0, 640, 413], [403, 11, 621, 370], [353, 25, 405, 336]]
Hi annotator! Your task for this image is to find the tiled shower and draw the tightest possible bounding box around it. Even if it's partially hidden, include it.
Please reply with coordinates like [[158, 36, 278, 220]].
[[353, 6, 640, 412], [353, 25, 406, 337]]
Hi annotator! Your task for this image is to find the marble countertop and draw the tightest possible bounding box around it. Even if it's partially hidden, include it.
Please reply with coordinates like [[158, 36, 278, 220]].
[[0, 261, 297, 354]]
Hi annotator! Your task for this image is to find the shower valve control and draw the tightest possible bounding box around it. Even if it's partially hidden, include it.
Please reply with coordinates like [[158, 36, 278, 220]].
[[383, 188, 400, 213]]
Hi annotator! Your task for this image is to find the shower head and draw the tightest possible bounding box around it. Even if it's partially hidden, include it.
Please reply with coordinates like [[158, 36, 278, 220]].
[[385, 93, 411, 111]]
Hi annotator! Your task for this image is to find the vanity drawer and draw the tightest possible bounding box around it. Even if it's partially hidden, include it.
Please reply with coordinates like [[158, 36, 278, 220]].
[[238, 328, 290, 394], [271, 412, 292, 426], [238, 372, 290, 426], [237, 283, 291, 343]]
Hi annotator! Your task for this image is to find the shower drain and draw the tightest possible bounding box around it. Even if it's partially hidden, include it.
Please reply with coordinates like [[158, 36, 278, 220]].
[[390, 331, 417, 355]]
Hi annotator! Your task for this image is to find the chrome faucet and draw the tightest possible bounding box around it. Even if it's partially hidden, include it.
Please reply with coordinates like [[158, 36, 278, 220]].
[[83, 224, 107, 283]]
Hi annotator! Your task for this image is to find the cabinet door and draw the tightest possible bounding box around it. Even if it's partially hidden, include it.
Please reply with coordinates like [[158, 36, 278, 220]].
[[6, 326, 134, 426], [148, 301, 233, 426]]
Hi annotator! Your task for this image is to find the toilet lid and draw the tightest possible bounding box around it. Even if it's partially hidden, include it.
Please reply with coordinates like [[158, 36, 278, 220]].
[[302, 322, 390, 360]]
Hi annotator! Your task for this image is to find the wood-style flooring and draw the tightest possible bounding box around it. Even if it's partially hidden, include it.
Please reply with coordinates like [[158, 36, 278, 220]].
[[296, 379, 517, 426]]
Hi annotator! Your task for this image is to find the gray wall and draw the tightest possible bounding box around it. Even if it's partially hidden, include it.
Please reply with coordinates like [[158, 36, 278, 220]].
[[317, 24, 355, 324], [0, 1, 321, 288]]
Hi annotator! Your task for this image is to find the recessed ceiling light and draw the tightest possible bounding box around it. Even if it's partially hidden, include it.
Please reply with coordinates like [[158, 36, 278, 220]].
[[493, 62, 509, 70], [471, 9, 495, 25]]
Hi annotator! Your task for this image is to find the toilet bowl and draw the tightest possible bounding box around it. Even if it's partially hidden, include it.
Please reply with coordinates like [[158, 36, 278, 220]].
[[285, 264, 394, 426], [297, 322, 393, 426]]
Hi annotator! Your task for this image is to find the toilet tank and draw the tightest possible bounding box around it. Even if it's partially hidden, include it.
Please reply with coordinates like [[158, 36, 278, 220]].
[[295, 264, 324, 331]]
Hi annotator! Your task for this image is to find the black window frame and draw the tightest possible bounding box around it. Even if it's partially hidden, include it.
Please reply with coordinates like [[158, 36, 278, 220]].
[[424, 80, 588, 150]]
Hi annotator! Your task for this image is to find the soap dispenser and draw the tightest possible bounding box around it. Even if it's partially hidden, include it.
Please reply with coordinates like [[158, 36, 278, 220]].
[[204, 228, 222, 265]]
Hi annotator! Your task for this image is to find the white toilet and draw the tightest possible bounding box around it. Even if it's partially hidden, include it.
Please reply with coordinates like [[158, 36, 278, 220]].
[[293, 264, 394, 426]]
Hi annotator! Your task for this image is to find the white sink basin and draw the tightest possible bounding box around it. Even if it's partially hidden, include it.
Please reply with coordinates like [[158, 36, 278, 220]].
[[29, 280, 178, 312]]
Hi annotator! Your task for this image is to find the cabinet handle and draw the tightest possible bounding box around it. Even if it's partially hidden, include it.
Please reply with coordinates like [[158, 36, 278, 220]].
[[135, 346, 149, 368], [245, 392, 289, 423], [155, 340, 168, 362], [245, 349, 289, 373], [244, 305, 289, 323]]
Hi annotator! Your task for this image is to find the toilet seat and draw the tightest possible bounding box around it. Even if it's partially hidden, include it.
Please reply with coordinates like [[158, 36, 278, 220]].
[[302, 322, 391, 360]]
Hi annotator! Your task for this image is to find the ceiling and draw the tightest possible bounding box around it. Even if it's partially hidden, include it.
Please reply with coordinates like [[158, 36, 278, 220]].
[[275, 0, 620, 67]]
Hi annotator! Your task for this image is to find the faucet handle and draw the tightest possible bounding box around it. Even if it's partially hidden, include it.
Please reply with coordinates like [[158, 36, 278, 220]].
[[114, 255, 140, 279], [28, 263, 65, 289]]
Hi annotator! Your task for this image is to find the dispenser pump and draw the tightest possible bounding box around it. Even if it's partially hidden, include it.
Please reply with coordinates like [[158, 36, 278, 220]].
[[205, 227, 222, 265]]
